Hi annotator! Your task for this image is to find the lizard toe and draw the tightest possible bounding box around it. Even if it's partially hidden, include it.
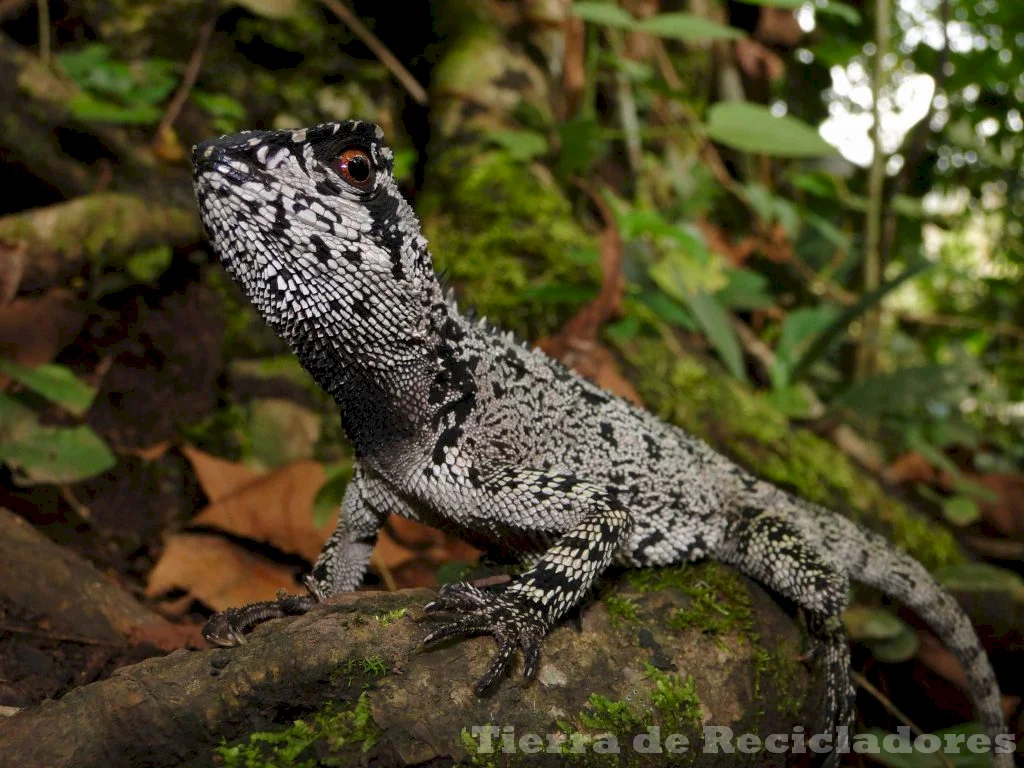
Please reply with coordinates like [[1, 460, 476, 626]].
[[420, 585, 549, 694]]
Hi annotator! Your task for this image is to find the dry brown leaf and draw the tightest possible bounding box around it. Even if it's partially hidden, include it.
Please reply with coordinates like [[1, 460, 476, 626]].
[[956, 472, 1024, 536], [146, 533, 301, 612], [134, 441, 170, 461], [0, 288, 85, 389], [373, 526, 422, 571], [182, 444, 263, 503], [385, 515, 446, 551], [192, 461, 332, 562], [917, 632, 1019, 720], [885, 452, 937, 485]]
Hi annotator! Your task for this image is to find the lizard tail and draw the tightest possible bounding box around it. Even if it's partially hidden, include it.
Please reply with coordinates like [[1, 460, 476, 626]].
[[837, 522, 1013, 768]]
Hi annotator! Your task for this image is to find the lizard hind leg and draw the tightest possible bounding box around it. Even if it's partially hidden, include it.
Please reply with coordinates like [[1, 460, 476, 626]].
[[715, 506, 853, 766]]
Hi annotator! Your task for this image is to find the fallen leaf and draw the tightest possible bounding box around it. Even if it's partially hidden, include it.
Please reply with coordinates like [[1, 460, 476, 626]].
[[192, 461, 333, 562], [146, 533, 301, 612], [885, 451, 936, 485], [134, 441, 170, 461], [917, 632, 1020, 721], [182, 444, 262, 503], [956, 472, 1024, 536], [0, 289, 85, 389]]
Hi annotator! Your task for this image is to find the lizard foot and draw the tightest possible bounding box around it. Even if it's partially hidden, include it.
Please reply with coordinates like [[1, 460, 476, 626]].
[[203, 575, 325, 647], [420, 582, 546, 695]]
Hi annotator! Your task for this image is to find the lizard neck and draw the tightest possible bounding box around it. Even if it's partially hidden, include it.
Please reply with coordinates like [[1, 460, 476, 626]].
[[284, 280, 468, 461]]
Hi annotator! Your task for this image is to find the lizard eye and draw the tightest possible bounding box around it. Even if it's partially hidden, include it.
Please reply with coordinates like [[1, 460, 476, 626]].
[[333, 148, 375, 189]]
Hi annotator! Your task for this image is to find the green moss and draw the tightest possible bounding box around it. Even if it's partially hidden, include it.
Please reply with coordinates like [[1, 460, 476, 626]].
[[756, 641, 804, 719], [419, 146, 599, 340], [580, 693, 645, 733], [460, 727, 500, 768], [328, 653, 389, 688], [617, 337, 965, 571], [604, 594, 641, 628], [374, 607, 407, 626], [643, 664, 703, 733], [628, 562, 754, 638], [213, 692, 380, 768]]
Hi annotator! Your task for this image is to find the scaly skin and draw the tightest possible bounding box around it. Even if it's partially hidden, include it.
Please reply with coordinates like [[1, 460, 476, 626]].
[[191, 121, 1012, 767]]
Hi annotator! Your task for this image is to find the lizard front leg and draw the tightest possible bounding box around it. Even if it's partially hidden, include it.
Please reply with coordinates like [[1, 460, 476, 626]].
[[420, 468, 633, 694], [203, 463, 391, 645], [715, 506, 853, 768]]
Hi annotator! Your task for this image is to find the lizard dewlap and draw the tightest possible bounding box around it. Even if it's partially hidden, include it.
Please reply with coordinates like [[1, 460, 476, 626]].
[[192, 121, 1011, 768]]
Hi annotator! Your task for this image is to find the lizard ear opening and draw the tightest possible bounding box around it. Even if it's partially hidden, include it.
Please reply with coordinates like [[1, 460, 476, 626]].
[[332, 148, 375, 189]]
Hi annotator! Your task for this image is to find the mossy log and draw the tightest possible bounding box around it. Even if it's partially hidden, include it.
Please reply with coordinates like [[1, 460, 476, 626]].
[[0, 565, 815, 768], [0, 193, 201, 291]]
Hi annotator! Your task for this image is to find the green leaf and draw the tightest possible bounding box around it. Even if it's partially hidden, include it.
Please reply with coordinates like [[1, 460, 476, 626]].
[[555, 116, 608, 178], [192, 91, 246, 120], [804, 211, 850, 250], [683, 292, 748, 382], [67, 92, 162, 125], [0, 360, 96, 416], [0, 396, 115, 485], [740, 0, 804, 7], [843, 606, 919, 663], [606, 315, 642, 343], [126, 245, 173, 284], [843, 605, 906, 642], [635, 291, 696, 329], [941, 495, 981, 527], [715, 268, 774, 310], [870, 630, 921, 663], [934, 563, 1024, 600], [863, 723, 996, 768], [392, 147, 418, 183], [788, 259, 933, 383], [487, 130, 549, 162], [816, 2, 861, 24], [634, 13, 744, 41], [313, 462, 353, 526], [770, 306, 840, 389], [706, 103, 836, 158], [571, 1, 636, 28], [762, 385, 815, 418], [645, 226, 726, 295]]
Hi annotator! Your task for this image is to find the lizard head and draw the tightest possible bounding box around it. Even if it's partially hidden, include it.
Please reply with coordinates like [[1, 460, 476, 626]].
[[191, 121, 440, 378]]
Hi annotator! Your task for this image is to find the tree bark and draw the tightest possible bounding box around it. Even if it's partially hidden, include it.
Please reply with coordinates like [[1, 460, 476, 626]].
[[0, 573, 815, 768]]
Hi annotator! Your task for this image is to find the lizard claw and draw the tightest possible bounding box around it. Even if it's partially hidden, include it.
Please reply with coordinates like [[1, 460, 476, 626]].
[[420, 582, 547, 695], [202, 579, 324, 647]]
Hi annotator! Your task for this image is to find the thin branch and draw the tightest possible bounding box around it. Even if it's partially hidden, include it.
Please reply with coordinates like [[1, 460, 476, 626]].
[[35, 0, 48, 65], [318, 0, 427, 105], [152, 0, 220, 147], [895, 311, 1024, 341], [856, 0, 892, 380], [852, 670, 956, 768]]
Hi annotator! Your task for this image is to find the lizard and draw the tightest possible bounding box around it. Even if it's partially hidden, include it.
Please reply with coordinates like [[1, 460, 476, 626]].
[[191, 120, 1012, 767]]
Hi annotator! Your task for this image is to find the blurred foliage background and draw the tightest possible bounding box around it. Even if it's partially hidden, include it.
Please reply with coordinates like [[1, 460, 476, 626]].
[[0, 0, 1022, 763]]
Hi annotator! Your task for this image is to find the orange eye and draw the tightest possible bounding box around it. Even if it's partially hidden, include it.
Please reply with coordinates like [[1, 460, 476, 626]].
[[333, 148, 375, 188]]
